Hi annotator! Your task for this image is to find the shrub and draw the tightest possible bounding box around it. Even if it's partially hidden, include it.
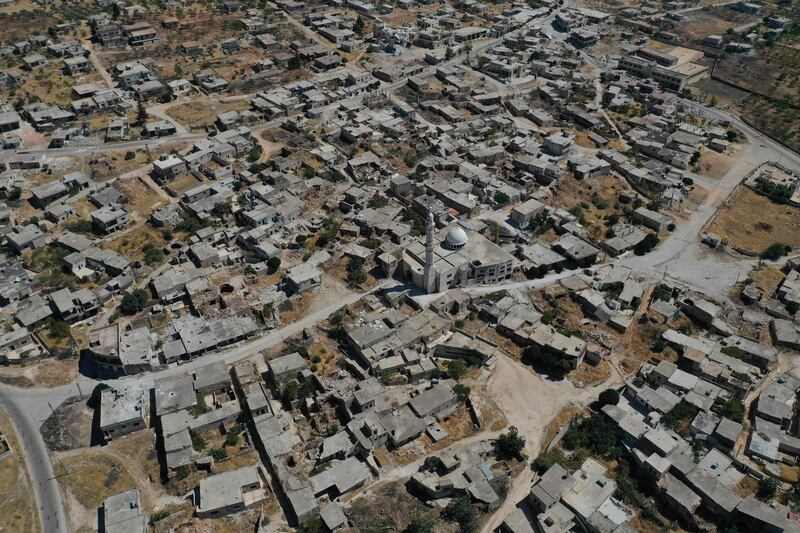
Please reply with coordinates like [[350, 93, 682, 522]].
[[190, 430, 205, 452], [210, 448, 227, 461], [406, 514, 436, 533], [124, 151, 136, 160]]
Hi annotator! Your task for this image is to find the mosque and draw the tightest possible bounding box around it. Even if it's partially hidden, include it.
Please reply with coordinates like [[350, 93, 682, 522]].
[[401, 213, 515, 293]]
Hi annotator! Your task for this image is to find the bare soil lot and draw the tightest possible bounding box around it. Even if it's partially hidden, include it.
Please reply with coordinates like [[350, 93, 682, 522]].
[[41, 396, 93, 451], [673, 7, 758, 40], [708, 186, 800, 254], [0, 357, 79, 389]]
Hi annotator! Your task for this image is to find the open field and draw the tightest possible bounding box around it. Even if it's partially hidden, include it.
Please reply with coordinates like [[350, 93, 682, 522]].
[[738, 94, 800, 155], [708, 186, 800, 254], [715, 45, 800, 104], [671, 6, 759, 41], [165, 99, 251, 130], [0, 409, 41, 533]]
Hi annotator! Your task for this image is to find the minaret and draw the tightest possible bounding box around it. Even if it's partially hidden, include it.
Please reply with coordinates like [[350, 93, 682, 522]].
[[423, 211, 435, 294]]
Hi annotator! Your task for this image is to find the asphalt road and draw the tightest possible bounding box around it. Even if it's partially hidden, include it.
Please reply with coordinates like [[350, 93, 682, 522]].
[[0, 387, 68, 533]]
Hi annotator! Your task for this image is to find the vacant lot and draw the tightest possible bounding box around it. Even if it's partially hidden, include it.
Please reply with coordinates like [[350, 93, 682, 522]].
[[0, 409, 41, 533], [0, 358, 79, 389], [166, 99, 250, 130], [40, 396, 93, 451], [116, 175, 166, 217], [739, 95, 800, 154], [674, 7, 758, 40], [708, 186, 800, 254], [715, 46, 800, 103], [58, 451, 137, 531]]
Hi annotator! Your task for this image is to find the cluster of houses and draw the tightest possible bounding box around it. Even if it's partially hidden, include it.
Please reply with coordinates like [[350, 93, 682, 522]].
[[497, 271, 800, 532]]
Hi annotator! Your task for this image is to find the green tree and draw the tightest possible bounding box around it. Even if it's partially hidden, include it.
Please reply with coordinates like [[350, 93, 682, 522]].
[[347, 257, 367, 285], [453, 383, 471, 402], [494, 191, 510, 205], [757, 477, 778, 500], [634, 233, 659, 255], [267, 256, 281, 273], [762, 242, 790, 261], [598, 389, 620, 407], [143, 243, 164, 265], [353, 15, 365, 34], [447, 359, 467, 380], [119, 289, 150, 315], [495, 426, 525, 460], [210, 447, 227, 461], [718, 396, 745, 422], [7, 186, 21, 201], [212, 201, 232, 218], [49, 320, 71, 339], [190, 430, 205, 452], [442, 496, 478, 533], [66, 219, 93, 234], [423, 456, 444, 472]]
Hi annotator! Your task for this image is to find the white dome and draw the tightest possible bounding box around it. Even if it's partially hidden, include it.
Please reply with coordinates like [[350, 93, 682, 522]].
[[445, 226, 468, 248]]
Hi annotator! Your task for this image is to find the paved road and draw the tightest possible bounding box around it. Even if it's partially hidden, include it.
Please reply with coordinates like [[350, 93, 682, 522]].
[[0, 387, 68, 533]]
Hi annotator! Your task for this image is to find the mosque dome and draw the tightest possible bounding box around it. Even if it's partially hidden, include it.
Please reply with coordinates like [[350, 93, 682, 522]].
[[444, 226, 468, 249]]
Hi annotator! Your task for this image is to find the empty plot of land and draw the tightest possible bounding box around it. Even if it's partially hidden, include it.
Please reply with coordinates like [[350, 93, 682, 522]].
[[708, 186, 800, 254], [165, 99, 250, 130], [677, 8, 756, 39]]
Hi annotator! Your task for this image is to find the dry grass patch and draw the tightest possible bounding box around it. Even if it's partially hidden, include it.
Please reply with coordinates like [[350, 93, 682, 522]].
[[116, 175, 165, 217], [18, 357, 79, 388], [569, 360, 612, 388], [748, 266, 785, 297], [0, 409, 41, 533], [542, 405, 582, 447], [708, 187, 800, 254], [166, 99, 249, 130], [104, 224, 167, 263], [733, 474, 759, 497], [58, 453, 136, 512]]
